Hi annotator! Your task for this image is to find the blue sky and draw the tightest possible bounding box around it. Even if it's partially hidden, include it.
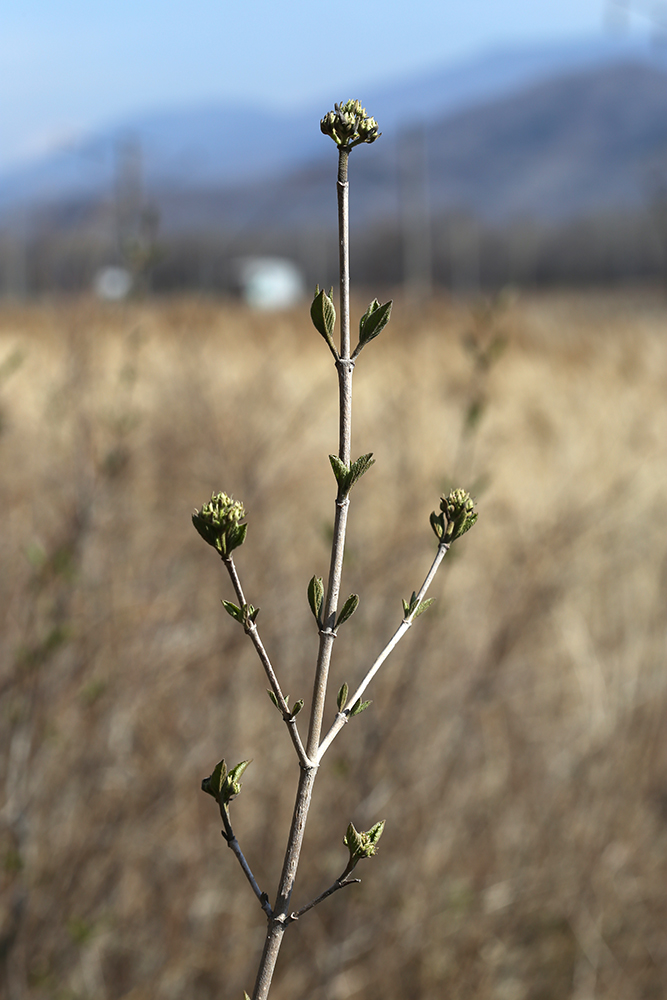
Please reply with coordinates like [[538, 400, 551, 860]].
[[0, 0, 657, 169]]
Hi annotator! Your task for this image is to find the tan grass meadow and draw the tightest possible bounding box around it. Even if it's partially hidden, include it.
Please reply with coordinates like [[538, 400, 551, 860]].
[[0, 290, 666, 999]]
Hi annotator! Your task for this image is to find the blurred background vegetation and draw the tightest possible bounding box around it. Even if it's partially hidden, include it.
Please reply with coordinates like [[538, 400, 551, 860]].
[[1, 290, 665, 999]]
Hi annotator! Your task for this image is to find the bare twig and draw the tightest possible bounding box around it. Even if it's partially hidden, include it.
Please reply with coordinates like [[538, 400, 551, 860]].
[[219, 801, 273, 919], [317, 539, 451, 762], [223, 554, 311, 769], [288, 863, 361, 922]]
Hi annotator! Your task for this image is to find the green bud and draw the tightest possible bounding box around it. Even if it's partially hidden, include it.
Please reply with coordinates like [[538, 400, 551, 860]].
[[220, 759, 251, 805], [320, 111, 337, 138], [349, 698, 372, 717], [201, 758, 252, 806], [357, 116, 380, 142], [320, 101, 382, 150], [193, 492, 247, 557], [437, 489, 478, 542], [343, 819, 386, 863], [337, 682, 349, 711]]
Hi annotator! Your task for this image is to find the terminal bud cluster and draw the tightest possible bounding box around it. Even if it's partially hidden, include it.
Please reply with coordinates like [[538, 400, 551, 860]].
[[320, 100, 380, 149]]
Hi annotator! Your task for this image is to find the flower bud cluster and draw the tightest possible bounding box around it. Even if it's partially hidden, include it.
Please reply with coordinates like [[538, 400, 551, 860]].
[[320, 100, 380, 149], [192, 492, 247, 557], [430, 488, 478, 543]]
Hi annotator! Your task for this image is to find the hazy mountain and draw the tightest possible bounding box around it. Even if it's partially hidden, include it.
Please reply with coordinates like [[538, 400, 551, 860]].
[[139, 61, 667, 235], [1, 34, 663, 221]]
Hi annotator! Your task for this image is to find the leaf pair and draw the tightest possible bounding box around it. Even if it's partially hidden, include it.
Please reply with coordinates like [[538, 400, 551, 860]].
[[308, 576, 359, 631], [402, 592, 434, 619], [310, 288, 392, 359], [336, 683, 371, 717], [222, 601, 260, 632], [267, 689, 304, 720], [329, 452, 375, 498]]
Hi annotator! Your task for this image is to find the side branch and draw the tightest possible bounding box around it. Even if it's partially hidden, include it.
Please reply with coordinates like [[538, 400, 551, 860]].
[[223, 555, 311, 768], [219, 803, 273, 919], [288, 865, 361, 922], [317, 540, 451, 762]]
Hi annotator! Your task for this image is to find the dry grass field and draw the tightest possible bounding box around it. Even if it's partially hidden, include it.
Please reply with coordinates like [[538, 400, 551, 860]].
[[0, 290, 666, 1000]]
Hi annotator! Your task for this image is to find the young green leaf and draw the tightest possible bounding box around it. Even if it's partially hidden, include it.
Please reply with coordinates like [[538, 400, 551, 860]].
[[365, 819, 386, 850], [429, 511, 445, 541], [307, 575, 325, 625], [348, 698, 372, 717], [201, 758, 227, 800], [222, 600, 244, 623], [311, 287, 338, 357], [343, 821, 364, 859], [267, 689, 280, 710], [290, 699, 304, 719], [329, 454, 350, 488], [336, 594, 359, 629], [358, 298, 380, 335], [414, 598, 434, 618], [352, 299, 392, 357], [347, 453, 375, 490], [337, 682, 349, 712]]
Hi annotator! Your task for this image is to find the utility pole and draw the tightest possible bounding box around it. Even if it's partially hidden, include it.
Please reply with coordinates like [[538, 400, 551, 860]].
[[398, 124, 432, 301]]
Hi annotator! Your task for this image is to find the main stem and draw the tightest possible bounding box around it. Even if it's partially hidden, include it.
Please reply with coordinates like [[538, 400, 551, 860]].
[[251, 146, 352, 1000], [307, 147, 352, 760]]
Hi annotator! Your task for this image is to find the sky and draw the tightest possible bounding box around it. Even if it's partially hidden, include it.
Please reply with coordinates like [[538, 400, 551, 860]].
[[0, 0, 659, 170]]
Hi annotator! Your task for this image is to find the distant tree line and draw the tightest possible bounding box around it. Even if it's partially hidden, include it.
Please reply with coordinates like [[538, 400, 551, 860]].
[[2, 202, 667, 297]]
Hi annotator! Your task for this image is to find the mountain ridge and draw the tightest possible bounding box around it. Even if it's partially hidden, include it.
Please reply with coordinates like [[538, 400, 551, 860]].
[[1, 34, 664, 222]]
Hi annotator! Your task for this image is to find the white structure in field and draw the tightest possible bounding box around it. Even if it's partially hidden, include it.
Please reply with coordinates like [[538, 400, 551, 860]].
[[94, 266, 133, 300], [234, 257, 304, 310]]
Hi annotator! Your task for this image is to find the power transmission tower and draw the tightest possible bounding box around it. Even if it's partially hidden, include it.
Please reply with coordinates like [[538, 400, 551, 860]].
[[604, 0, 667, 46]]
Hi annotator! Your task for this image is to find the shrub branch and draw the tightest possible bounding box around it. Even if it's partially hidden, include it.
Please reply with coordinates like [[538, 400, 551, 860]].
[[192, 101, 478, 1000], [222, 554, 310, 768], [317, 538, 451, 761]]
